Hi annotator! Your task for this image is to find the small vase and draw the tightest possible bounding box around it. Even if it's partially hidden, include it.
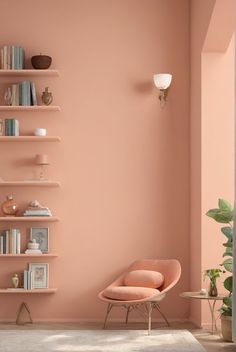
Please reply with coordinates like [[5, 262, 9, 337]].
[[41, 87, 53, 105], [1, 195, 18, 216], [4, 87, 12, 106], [209, 283, 218, 297], [12, 274, 19, 288]]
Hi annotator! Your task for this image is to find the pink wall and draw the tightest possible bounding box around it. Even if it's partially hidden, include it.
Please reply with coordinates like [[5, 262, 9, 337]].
[[0, 0, 190, 321], [190, 0, 235, 327]]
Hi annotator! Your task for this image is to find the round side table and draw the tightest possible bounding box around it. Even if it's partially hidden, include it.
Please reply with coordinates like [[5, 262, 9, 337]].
[[180, 291, 225, 334]]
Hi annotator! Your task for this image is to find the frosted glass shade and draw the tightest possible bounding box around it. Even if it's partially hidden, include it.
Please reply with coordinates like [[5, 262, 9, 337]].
[[35, 154, 49, 165], [153, 73, 172, 90]]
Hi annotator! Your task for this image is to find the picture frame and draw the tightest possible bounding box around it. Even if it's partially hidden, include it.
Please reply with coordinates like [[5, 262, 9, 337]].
[[29, 263, 49, 289], [30, 227, 49, 253]]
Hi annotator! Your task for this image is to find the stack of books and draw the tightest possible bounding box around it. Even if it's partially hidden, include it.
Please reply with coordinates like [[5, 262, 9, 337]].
[[23, 207, 52, 217], [24, 270, 33, 290], [0, 45, 25, 69], [0, 229, 21, 254], [8, 81, 37, 106], [4, 118, 20, 136]]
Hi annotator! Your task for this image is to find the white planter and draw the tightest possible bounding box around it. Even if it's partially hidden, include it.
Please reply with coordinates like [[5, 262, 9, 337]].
[[221, 315, 232, 342]]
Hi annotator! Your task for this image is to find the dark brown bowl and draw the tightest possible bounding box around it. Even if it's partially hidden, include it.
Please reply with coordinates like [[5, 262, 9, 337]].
[[31, 55, 52, 69]]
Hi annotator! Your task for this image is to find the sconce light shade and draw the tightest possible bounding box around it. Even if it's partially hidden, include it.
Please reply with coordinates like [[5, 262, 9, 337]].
[[153, 73, 172, 107], [35, 154, 49, 166], [153, 73, 172, 90]]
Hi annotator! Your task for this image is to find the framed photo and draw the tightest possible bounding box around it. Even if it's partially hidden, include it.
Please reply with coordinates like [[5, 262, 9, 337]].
[[30, 227, 49, 253], [29, 263, 49, 289]]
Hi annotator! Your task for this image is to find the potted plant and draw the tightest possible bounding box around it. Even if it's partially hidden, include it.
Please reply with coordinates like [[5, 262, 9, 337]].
[[206, 198, 233, 342], [203, 268, 222, 297]]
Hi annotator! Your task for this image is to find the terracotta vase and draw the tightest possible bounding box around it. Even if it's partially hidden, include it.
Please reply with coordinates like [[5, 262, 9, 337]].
[[221, 315, 232, 342], [12, 274, 19, 288], [1, 195, 18, 216]]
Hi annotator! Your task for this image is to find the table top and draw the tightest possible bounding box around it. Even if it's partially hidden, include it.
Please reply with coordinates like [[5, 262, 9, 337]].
[[180, 291, 225, 300]]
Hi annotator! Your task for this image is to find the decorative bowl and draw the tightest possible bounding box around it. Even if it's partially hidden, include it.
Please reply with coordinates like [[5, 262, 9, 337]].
[[31, 55, 52, 69]]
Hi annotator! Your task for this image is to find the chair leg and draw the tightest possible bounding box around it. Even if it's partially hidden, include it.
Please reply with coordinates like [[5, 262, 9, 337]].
[[147, 302, 153, 335], [103, 303, 113, 329], [125, 306, 131, 324], [154, 303, 170, 327]]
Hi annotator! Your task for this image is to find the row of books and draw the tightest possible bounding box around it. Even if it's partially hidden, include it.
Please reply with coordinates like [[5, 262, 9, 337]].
[[24, 270, 33, 290], [0, 229, 21, 254], [0, 45, 25, 69], [4, 118, 20, 136], [9, 81, 37, 106]]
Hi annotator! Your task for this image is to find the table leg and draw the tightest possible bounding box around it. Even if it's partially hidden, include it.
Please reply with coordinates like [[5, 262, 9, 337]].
[[207, 299, 217, 334]]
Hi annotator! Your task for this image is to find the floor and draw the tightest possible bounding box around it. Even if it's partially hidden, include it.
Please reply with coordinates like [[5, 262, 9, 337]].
[[0, 321, 235, 351]]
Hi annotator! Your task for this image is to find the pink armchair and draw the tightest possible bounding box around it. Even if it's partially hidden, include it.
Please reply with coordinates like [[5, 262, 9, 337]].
[[98, 259, 181, 334]]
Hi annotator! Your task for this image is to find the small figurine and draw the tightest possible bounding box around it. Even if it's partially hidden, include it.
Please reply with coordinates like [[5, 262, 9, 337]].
[[41, 87, 53, 105], [1, 195, 18, 216]]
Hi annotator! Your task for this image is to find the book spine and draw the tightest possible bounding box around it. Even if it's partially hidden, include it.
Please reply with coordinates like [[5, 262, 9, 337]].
[[16, 230, 21, 254], [26, 81, 31, 105], [0, 236, 3, 254], [15, 119, 19, 136], [9, 230, 12, 254], [24, 270, 28, 290], [0, 119, 4, 136], [5, 230, 9, 253], [3, 46, 7, 69], [19, 47, 24, 69], [30, 81, 37, 106], [11, 46, 14, 69], [7, 46, 11, 69]]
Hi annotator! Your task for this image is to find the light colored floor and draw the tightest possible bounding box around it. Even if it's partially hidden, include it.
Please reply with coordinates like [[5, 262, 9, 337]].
[[0, 321, 235, 352]]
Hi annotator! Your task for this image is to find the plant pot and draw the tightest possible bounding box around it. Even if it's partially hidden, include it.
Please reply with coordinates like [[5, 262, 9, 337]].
[[31, 55, 52, 69], [221, 315, 232, 342]]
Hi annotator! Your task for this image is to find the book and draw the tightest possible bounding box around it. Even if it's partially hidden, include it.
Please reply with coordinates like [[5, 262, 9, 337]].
[[30, 81, 37, 105], [24, 270, 28, 289], [12, 84, 20, 106]]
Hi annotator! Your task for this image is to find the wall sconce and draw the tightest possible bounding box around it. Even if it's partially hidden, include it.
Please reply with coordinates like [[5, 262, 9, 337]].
[[35, 154, 49, 181], [153, 73, 172, 107]]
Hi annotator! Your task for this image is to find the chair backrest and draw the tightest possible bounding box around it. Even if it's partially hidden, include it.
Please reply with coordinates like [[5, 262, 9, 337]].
[[128, 259, 181, 293]]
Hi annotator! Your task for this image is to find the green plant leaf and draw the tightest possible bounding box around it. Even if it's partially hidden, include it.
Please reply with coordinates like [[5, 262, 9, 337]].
[[224, 276, 233, 293], [222, 258, 233, 273], [223, 296, 232, 308], [223, 247, 233, 257], [223, 241, 233, 248], [218, 199, 233, 211], [206, 209, 233, 223], [221, 227, 233, 240]]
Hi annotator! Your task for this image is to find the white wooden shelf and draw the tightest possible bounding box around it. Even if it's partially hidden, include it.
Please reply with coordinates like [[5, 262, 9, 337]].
[[0, 69, 59, 77], [0, 217, 59, 222], [0, 288, 57, 294], [0, 181, 60, 187], [0, 136, 61, 142], [0, 106, 60, 111], [0, 253, 58, 258]]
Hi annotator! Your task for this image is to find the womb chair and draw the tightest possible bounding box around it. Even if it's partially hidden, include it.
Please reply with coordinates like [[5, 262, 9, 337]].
[[98, 259, 181, 334]]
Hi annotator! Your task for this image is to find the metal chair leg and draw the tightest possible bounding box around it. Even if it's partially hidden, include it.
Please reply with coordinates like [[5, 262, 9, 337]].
[[125, 306, 131, 324], [147, 302, 153, 335], [154, 303, 170, 327], [103, 303, 113, 329]]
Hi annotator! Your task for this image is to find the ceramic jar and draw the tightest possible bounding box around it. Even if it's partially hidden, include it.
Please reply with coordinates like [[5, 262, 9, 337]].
[[1, 195, 18, 216], [12, 273, 19, 288], [27, 239, 39, 250], [34, 128, 47, 136], [41, 87, 53, 105]]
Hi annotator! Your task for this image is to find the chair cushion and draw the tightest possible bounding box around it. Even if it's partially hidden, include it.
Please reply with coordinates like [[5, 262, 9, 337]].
[[124, 270, 164, 289], [103, 286, 160, 301]]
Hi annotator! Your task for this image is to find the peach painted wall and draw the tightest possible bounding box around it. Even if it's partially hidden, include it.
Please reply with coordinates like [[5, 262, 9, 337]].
[[190, 0, 235, 327], [0, 0, 190, 321], [201, 35, 235, 326]]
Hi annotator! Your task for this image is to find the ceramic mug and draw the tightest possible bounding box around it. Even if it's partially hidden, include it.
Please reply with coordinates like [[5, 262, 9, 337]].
[[35, 128, 47, 136]]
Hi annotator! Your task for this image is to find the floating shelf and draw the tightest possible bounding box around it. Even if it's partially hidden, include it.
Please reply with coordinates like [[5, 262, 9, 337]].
[[0, 181, 60, 187], [0, 69, 59, 77], [0, 217, 59, 222], [0, 106, 60, 111], [0, 288, 57, 294], [0, 253, 58, 258], [0, 136, 61, 142]]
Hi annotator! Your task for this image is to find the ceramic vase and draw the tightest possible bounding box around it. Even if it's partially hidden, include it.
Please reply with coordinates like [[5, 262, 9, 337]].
[[1, 195, 18, 216], [4, 87, 12, 106], [42, 87, 53, 105], [12, 274, 19, 288]]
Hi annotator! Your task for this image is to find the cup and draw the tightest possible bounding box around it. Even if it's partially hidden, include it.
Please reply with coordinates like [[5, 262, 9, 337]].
[[34, 128, 47, 136]]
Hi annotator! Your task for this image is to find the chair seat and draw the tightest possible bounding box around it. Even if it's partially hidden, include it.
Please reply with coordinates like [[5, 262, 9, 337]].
[[103, 286, 160, 301]]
